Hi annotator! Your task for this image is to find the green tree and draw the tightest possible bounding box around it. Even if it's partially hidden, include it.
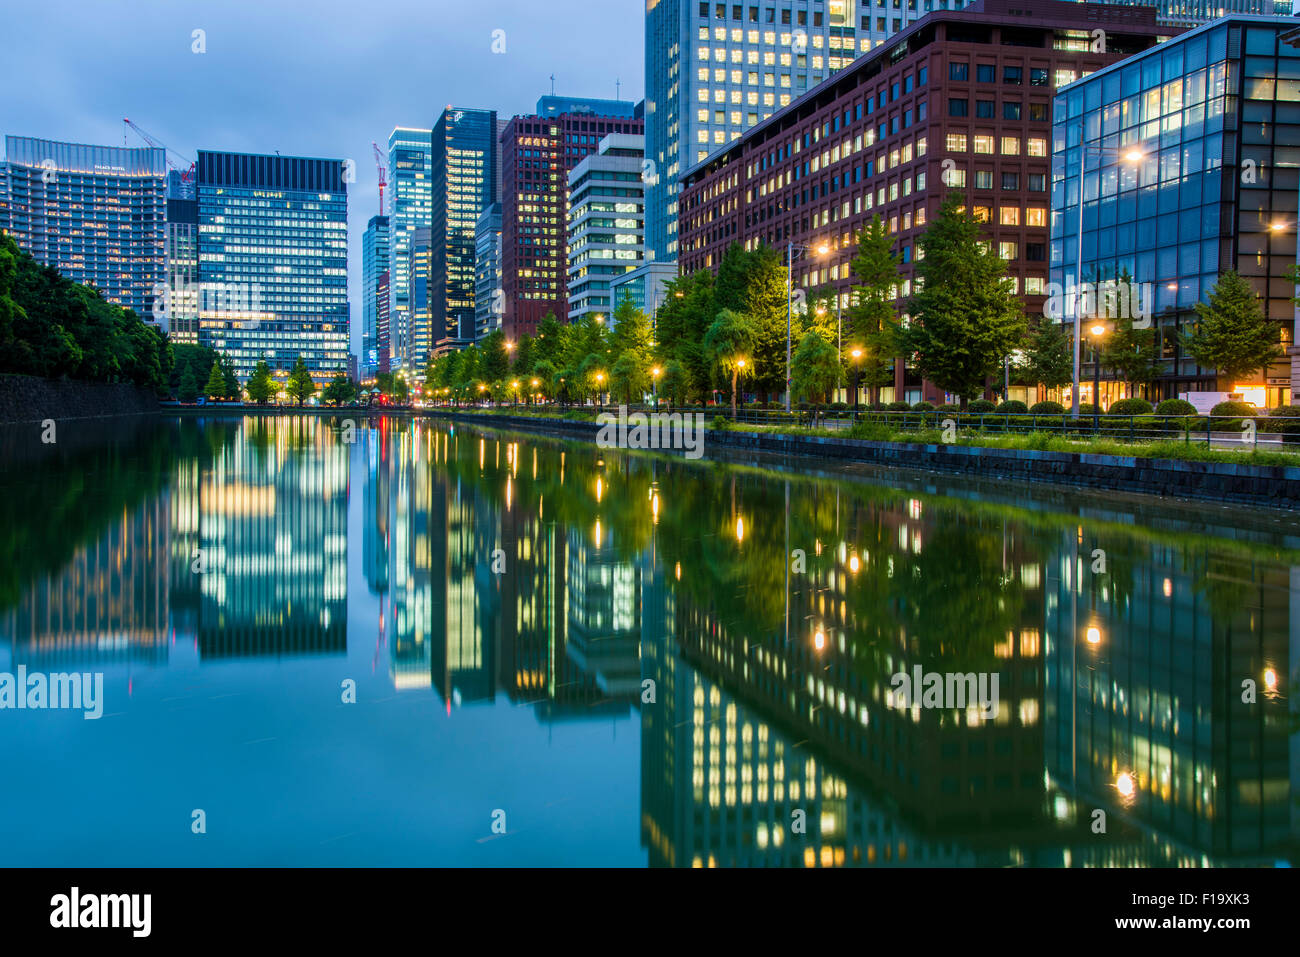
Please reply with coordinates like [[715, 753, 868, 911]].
[[1019, 319, 1073, 394], [532, 358, 558, 400], [1182, 269, 1282, 387], [610, 294, 653, 363], [847, 216, 903, 405], [512, 335, 536, 378], [791, 328, 840, 408], [220, 355, 240, 399], [204, 359, 226, 400], [286, 356, 316, 406], [178, 365, 199, 403], [659, 359, 688, 408], [246, 360, 275, 405], [610, 350, 649, 405], [898, 193, 1027, 406], [392, 375, 410, 404], [535, 312, 569, 366], [322, 372, 356, 406], [703, 307, 756, 417], [480, 329, 509, 383], [653, 271, 715, 403], [1100, 310, 1159, 399]]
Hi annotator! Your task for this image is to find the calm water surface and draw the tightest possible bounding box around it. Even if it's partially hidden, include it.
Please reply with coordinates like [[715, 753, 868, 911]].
[[1, 414, 1297, 867]]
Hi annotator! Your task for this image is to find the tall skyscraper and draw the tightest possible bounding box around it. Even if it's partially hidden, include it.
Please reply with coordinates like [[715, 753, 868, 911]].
[[429, 107, 498, 358], [499, 97, 643, 340], [645, 0, 882, 265], [163, 171, 199, 344], [0, 135, 166, 322], [386, 128, 433, 370], [474, 202, 503, 339], [408, 226, 433, 368], [566, 133, 647, 322], [362, 214, 390, 376], [195, 150, 349, 382]]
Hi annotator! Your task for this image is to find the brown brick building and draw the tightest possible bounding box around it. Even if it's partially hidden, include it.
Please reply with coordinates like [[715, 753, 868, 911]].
[[500, 102, 644, 341], [678, 0, 1177, 404]]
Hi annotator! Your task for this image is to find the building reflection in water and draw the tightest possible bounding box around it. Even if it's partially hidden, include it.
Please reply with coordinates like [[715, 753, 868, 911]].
[[168, 416, 349, 660], [1, 415, 1295, 867]]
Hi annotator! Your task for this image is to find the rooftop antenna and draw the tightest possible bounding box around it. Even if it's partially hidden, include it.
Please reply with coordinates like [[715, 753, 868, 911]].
[[616, 78, 621, 99], [550, 74, 556, 95]]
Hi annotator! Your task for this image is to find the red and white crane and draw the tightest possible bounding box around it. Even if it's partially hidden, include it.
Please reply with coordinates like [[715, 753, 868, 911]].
[[123, 117, 196, 187], [372, 141, 388, 216]]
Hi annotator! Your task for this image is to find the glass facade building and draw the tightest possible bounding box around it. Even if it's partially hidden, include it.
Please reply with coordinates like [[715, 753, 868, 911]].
[[1050, 16, 1300, 406], [195, 150, 349, 383], [362, 214, 390, 376], [474, 202, 502, 339], [429, 107, 498, 358], [386, 128, 433, 371], [0, 135, 166, 322]]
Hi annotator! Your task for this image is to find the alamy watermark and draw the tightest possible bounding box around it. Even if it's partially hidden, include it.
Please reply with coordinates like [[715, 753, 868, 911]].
[[889, 666, 999, 719], [596, 405, 705, 459], [0, 666, 104, 719], [1043, 278, 1154, 329]]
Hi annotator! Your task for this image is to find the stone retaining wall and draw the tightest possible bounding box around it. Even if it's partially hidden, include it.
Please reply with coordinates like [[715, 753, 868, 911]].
[[0, 374, 160, 425], [423, 410, 1300, 510]]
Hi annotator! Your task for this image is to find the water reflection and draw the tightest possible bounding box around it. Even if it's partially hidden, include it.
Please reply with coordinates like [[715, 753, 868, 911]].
[[0, 414, 1295, 866]]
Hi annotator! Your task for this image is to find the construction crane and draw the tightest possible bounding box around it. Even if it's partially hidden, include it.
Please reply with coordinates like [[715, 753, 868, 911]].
[[123, 118, 196, 190], [371, 141, 388, 216]]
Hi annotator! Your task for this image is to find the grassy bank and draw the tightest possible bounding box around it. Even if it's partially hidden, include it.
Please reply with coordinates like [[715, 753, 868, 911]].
[[430, 405, 1300, 469]]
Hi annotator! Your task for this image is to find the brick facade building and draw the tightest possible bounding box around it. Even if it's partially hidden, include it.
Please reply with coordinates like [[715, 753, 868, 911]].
[[679, 0, 1176, 403]]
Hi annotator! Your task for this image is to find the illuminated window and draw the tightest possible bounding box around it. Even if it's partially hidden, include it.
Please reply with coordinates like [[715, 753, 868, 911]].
[[1027, 137, 1047, 157], [1001, 136, 1020, 155], [974, 135, 994, 154], [1000, 206, 1020, 225], [946, 133, 967, 152]]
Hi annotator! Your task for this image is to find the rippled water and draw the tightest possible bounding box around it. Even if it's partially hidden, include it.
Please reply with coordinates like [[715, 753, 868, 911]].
[[0, 413, 1296, 867]]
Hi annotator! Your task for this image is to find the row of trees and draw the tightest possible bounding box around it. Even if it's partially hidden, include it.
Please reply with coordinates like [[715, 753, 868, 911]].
[[430, 191, 1291, 411], [0, 235, 171, 392]]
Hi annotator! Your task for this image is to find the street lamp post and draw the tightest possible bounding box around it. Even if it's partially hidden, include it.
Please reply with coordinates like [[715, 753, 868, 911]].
[[651, 366, 661, 408], [785, 240, 832, 413], [849, 347, 863, 407], [1089, 322, 1107, 435], [1069, 140, 1144, 417]]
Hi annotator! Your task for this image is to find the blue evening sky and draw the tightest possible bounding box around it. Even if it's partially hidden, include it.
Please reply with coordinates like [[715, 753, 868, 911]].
[[0, 0, 646, 355]]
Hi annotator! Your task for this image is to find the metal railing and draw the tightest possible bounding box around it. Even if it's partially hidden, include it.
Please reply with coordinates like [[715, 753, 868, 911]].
[[714, 407, 1300, 450]]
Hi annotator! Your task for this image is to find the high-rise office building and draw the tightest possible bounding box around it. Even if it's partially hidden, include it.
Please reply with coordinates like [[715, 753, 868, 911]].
[[646, 0, 888, 265], [500, 97, 643, 339], [474, 202, 503, 339], [0, 135, 166, 322], [195, 150, 349, 382], [387, 128, 433, 370], [678, 0, 1172, 405], [1052, 14, 1300, 407], [1097, 0, 1292, 27], [163, 171, 199, 344], [429, 107, 499, 357], [566, 133, 648, 322], [376, 269, 391, 375], [362, 214, 390, 376], [408, 226, 433, 368]]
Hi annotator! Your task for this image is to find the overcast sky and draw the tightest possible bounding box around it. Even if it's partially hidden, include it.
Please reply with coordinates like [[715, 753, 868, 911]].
[[0, 0, 646, 353]]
